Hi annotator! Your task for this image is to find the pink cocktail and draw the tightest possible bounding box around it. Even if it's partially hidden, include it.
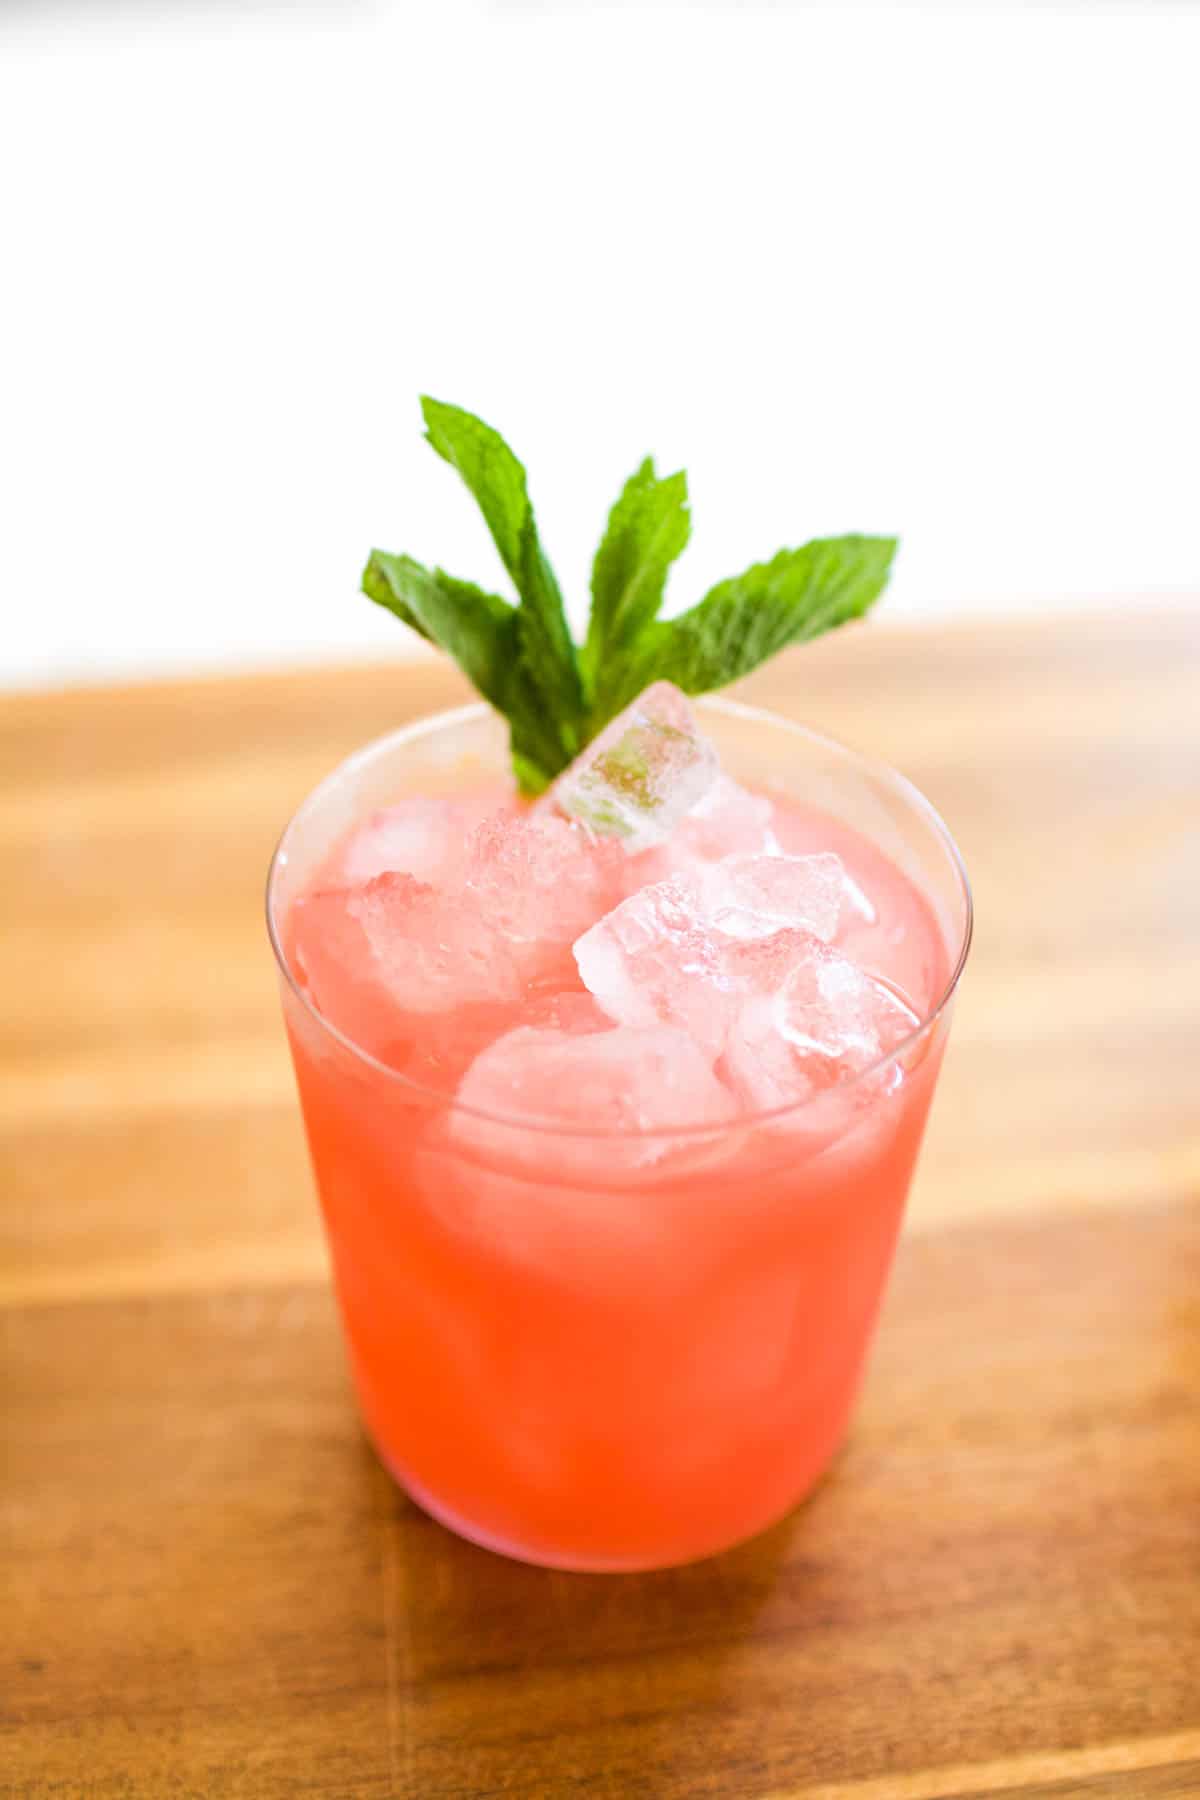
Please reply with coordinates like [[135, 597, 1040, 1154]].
[[268, 690, 970, 1570]]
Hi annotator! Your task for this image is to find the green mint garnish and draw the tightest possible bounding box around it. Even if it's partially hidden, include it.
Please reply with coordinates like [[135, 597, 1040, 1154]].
[[363, 397, 897, 794]]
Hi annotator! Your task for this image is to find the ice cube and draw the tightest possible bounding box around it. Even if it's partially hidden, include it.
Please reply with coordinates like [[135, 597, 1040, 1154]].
[[722, 1011, 818, 1117], [724, 940, 920, 1116], [350, 874, 527, 1014], [779, 950, 917, 1065], [573, 874, 739, 1049], [548, 681, 719, 852], [336, 795, 495, 886], [624, 775, 777, 890], [453, 1022, 738, 1171], [573, 852, 844, 1043], [291, 871, 525, 1049], [707, 851, 843, 943], [294, 811, 624, 1054], [422, 1028, 740, 1271], [679, 774, 776, 860], [465, 813, 623, 951]]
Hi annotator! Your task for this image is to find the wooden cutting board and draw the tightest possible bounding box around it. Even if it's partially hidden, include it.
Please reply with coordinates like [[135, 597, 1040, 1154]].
[[4, 608, 1199, 1798]]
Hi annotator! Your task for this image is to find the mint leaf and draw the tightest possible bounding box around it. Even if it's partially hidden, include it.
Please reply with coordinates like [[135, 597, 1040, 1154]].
[[583, 457, 690, 721], [363, 551, 512, 705], [419, 397, 582, 744], [420, 397, 529, 581], [362, 550, 564, 790], [593, 535, 898, 722]]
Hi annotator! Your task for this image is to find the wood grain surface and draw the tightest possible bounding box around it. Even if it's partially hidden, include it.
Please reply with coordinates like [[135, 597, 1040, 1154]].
[[3, 608, 1199, 1797]]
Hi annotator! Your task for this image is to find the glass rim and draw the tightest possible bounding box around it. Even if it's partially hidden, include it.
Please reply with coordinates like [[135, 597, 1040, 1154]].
[[265, 696, 974, 1140]]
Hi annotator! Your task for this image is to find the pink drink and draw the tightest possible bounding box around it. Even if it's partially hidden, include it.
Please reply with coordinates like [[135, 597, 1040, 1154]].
[[268, 692, 970, 1570]]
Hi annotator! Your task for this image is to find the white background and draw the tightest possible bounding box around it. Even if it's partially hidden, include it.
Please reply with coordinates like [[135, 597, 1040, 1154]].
[[2, 0, 1197, 689]]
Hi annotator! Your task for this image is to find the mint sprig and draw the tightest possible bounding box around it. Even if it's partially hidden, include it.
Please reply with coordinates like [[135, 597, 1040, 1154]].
[[363, 398, 897, 794]]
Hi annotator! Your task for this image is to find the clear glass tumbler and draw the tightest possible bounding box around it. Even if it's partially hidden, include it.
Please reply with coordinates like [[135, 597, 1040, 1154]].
[[267, 699, 971, 1571]]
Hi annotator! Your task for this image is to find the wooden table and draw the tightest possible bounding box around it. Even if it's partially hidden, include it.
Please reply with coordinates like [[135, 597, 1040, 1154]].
[[4, 609, 1199, 1798]]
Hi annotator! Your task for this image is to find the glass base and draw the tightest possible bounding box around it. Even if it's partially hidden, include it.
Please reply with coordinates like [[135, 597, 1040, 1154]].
[[375, 1441, 843, 1574]]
